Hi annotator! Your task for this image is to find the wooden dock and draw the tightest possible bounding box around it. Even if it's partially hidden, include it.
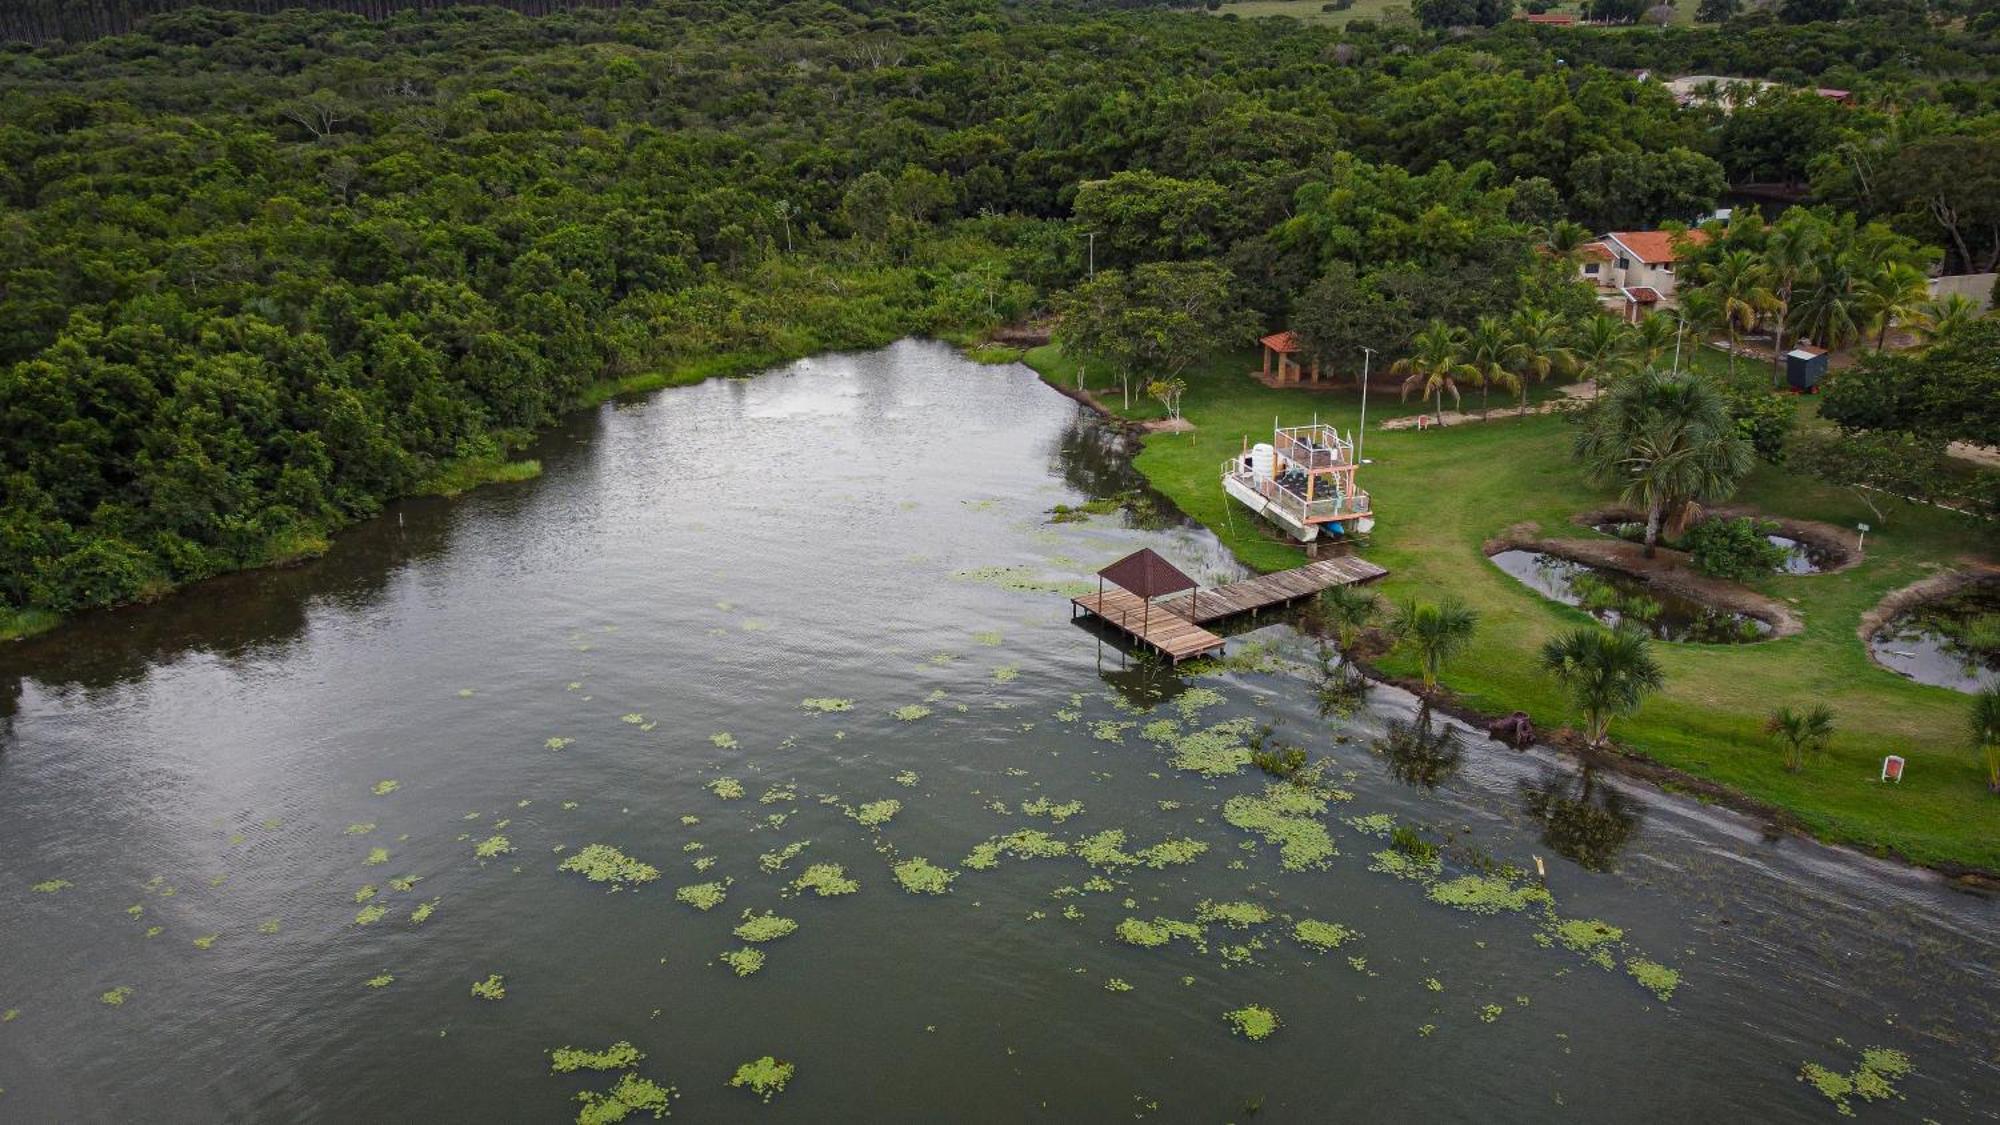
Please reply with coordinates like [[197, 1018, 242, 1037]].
[[1070, 554, 1387, 663]]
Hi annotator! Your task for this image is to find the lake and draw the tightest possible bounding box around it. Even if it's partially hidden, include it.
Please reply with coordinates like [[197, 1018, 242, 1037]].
[[1, 341, 1994, 1121]]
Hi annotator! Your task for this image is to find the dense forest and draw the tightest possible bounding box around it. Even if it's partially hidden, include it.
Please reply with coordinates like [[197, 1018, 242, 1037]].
[[1, 0, 1996, 625]]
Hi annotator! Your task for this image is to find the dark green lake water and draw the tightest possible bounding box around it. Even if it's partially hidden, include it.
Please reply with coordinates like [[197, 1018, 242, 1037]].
[[1, 341, 1994, 1121]]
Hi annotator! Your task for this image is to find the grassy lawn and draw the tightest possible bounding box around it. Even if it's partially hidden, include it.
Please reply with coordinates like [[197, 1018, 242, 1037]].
[[1026, 344, 2000, 871], [1212, 0, 1414, 28]]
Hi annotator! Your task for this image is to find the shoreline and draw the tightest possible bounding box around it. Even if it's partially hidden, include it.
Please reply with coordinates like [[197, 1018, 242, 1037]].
[[1034, 350, 2000, 886]]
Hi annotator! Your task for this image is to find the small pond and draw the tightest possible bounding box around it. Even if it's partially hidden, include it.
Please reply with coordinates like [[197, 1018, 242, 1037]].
[[1491, 550, 1773, 644], [1869, 582, 2000, 692], [1592, 521, 1834, 576]]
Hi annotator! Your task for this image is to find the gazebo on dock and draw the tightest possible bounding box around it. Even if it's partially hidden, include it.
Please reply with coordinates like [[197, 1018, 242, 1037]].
[[1259, 331, 1322, 385], [1097, 547, 1201, 630], [1071, 548, 1222, 664]]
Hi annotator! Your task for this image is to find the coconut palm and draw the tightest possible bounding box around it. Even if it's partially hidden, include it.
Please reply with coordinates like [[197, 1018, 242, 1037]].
[[1913, 293, 1980, 347], [1573, 368, 1756, 557], [1672, 289, 1723, 376], [1539, 626, 1665, 749], [1633, 312, 1678, 368], [1572, 314, 1635, 399], [1389, 596, 1479, 695], [1507, 308, 1573, 414], [1971, 686, 2000, 794], [1857, 261, 1930, 351], [1392, 320, 1472, 424], [1763, 216, 1825, 387], [1546, 219, 1592, 260], [1792, 251, 1866, 351], [1764, 703, 1836, 773], [1700, 248, 1773, 380], [1463, 315, 1522, 419]]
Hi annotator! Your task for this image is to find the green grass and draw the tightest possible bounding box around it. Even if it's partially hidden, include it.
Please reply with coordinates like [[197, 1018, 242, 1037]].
[[1026, 344, 2000, 871], [414, 457, 544, 498], [0, 606, 62, 641], [1213, 0, 1413, 27]]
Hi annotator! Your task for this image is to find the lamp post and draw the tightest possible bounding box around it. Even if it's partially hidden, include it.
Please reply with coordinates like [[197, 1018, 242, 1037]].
[[1084, 231, 1096, 279], [1357, 345, 1376, 463]]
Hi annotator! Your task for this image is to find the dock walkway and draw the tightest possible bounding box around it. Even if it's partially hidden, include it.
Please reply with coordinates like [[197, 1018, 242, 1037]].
[[1070, 554, 1387, 663]]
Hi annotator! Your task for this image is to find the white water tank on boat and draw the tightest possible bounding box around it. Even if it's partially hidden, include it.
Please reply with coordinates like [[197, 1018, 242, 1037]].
[[1249, 443, 1274, 480]]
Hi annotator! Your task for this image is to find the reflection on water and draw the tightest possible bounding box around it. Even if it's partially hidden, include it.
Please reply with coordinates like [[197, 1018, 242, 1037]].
[[1520, 765, 1643, 873], [1869, 582, 2000, 693], [0, 342, 1995, 1122], [1490, 549, 1772, 644]]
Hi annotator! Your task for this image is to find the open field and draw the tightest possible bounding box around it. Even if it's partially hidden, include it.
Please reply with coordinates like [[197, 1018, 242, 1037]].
[[1027, 344, 2000, 871]]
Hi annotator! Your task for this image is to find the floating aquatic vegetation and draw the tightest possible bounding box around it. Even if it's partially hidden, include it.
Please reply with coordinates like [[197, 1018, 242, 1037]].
[[621, 714, 645, 725], [1799, 1047, 1915, 1115], [676, 882, 729, 911], [373, 780, 400, 796], [1368, 848, 1442, 881], [1084, 876, 1117, 893], [759, 785, 796, 805], [575, 1074, 675, 1125], [193, 934, 217, 950], [692, 857, 716, 872], [963, 831, 1069, 870], [1426, 875, 1550, 916], [1344, 813, 1396, 838], [743, 620, 770, 632], [471, 974, 506, 1001], [355, 905, 387, 925], [850, 800, 902, 827], [30, 879, 71, 894], [1140, 719, 1181, 744], [1424, 977, 1443, 992], [1292, 920, 1358, 952], [1168, 720, 1260, 777], [952, 566, 1094, 597], [1197, 901, 1273, 929], [1135, 838, 1208, 869], [733, 912, 798, 943], [893, 771, 919, 787], [892, 858, 955, 894], [1115, 917, 1205, 952], [145, 927, 162, 938], [800, 698, 853, 713], [355, 885, 380, 903], [1072, 830, 1138, 870], [1021, 797, 1085, 824], [2, 1009, 17, 1021], [389, 875, 420, 892], [792, 864, 859, 896], [1625, 958, 1680, 1001], [720, 947, 765, 977], [1224, 1005, 1279, 1041], [458, 689, 476, 698], [345, 823, 377, 836], [410, 900, 438, 924], [1104, 978, 1133, 993], [892, 705, 933, 722], [1223, 785, 1335, 871], [126, 904, 143, 917], [1090, 720, 1135, 743], [710, 733, 738, 749], [993, 665, 1020, 684], [1173, 688, 1225, 720], [759, 841, 810, 873], [366, 847, 390, 866], [729, 1056, 795, 1102], [680, 816, 699, 826], [708, 778, 746, 800], [561, 845, 661, 889], [474, 835, 514, 859], [1479, 1004, 1503, 1024], [100, 987, 133, 1007], [1551, 918, 1624, 968], [547, 737, 574, 751], [551, 1042, 645, 1073]]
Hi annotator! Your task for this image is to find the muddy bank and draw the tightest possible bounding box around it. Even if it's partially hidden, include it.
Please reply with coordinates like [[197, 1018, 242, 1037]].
[[1858, 565, 2000, 644], [1485, 522, 1803, 637]]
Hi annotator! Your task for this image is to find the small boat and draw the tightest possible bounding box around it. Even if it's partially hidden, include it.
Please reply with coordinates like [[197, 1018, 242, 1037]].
[[1222, 421, 1374, 543]]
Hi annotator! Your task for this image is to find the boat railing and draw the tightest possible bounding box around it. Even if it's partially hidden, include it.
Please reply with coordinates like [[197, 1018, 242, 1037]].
[[1273, 428, 1348, 472], [1224, 461, 1370, 522]]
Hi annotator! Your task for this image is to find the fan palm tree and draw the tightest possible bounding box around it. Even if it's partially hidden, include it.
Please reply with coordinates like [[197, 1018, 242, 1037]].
[[1857, 261, 1930, 351], [1764, 703, 1836, 773], [1539, 626, 1665, 749], [1507, 308, 1573, 414], [1392, 320, 1472, 424], [1463, 315, 1522, 419], [1572, 314, 1635, 399], [1971, 686, 2000, 794], [1573, 368, 1756, 557], [1389, 596, 1479, 695], [1315, 583, 1381, 656], [1700, 248, 1773, 380], [1913, 293, 1980, 347]]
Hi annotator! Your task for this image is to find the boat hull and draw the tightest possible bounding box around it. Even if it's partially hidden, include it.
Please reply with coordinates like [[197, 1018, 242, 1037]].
[[1223, 475, 1319, 542]]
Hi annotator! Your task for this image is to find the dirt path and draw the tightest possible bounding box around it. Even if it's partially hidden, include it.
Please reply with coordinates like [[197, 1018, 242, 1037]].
[[1379, 382, 1595, 431]]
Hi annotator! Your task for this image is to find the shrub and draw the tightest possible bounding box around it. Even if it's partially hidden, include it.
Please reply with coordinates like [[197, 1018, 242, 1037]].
[[1685, 517, 1787, 580]]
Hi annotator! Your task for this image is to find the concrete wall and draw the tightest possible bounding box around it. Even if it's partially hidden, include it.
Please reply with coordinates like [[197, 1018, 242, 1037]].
[[1929, 273, 1996, 312]]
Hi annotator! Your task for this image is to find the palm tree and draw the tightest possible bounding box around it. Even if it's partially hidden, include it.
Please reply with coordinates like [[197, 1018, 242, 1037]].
[[1389, 596, 1479, 695], [1573, 368, 1756, 557], [1672, 289, 1723, 376], [1540, 626, 1664, 749], [1392, 320, 1472, 424], [1763, 217, 1824, 387], [1507, 308, 1573, 414], [1764, 703, 1836, 773], [1464, 315, 1522, 419], [1913, 293, 1980, 347], [1633, 312, 1678, 369], [1315, 584, 1381, 656], [1701, 248, 1773, 380], [1857, 261, 1930, 351], [1971, 686, 2000, 794], [1792, 250, 1866, 352], [1572, 314, 1635, 399], [1546, 220, 1592, 260]]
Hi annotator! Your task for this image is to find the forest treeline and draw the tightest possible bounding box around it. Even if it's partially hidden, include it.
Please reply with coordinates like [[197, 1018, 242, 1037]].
[[0, 0, 1996, 626], [0, 0, 637, 45]]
